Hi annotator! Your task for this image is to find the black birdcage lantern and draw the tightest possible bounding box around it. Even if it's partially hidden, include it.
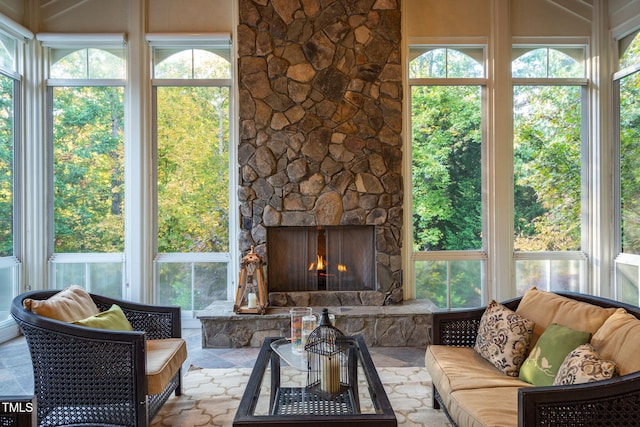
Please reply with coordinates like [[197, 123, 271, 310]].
[[304, 308, 350, 399]]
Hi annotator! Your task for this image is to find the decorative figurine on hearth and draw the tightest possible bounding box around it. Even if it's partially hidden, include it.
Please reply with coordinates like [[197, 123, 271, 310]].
[[305, 308, 353, 400], [234, 246, 268, 314]]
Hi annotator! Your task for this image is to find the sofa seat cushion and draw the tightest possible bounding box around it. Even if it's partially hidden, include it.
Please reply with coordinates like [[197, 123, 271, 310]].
[[426, 345, 532, 408], [447, 386, 522, 427], [591, 308, 640, 375], [516, 287, 617, 347], [146, 338, 187, 395]]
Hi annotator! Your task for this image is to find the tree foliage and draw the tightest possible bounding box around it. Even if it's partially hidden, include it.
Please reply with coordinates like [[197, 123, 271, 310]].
[[156, 86, 230, 253], [53, 86, 125, 252], [412, 85, 482, 252]]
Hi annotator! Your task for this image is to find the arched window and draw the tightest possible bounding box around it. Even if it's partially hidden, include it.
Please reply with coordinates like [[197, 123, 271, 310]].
[[512, 47, 584, 78], [409, 47, 484, 78], [153, 48, 230, 79], [619, 31, 640, 70], [50, 47, 125, 79]]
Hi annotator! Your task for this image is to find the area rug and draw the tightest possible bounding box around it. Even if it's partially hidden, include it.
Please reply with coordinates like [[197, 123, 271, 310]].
[[150, 366, 451, 426]]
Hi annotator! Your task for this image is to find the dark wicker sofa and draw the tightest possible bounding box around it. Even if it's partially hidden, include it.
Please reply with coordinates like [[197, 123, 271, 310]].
[[429, 291, 640, 427], [11, 289, 185, 427]]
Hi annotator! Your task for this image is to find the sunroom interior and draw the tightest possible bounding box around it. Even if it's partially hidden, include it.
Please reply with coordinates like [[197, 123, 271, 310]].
[[1, 0, 640, 344]]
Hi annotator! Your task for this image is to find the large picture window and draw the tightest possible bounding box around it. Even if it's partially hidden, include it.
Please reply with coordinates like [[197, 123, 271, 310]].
[[512, 46, 587, 295], [615, 32, 640, 305], [409, 46, 485, 309], [0, 71, 20, 326], [151, 42, 233, 317], [48, 44, 126, 298]]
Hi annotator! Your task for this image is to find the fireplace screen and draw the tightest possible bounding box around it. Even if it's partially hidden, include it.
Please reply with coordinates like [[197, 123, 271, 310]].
[[266, 226, 376, 292]]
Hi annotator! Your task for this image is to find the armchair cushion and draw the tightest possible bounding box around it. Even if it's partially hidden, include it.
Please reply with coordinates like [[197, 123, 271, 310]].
[[146, 338, 187, 395], [73, 304, 134, 331], [23, 285, 99, 322]]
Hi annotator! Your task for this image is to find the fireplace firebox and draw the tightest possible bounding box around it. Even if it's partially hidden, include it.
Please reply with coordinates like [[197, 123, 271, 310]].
[[266, 226, 376, 293]]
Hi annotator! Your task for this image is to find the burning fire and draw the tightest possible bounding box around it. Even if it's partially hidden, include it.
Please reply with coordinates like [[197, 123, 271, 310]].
[[309, 255, 326, 271], [308, 255, 348, 272]]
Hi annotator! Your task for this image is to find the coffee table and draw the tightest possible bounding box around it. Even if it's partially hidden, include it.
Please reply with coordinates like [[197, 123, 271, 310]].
[[233, 335, 397, 426]]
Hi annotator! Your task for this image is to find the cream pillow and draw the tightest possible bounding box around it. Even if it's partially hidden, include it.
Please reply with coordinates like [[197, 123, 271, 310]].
[[553, 344, 617, 385], [516, 287, 617, 347], [474, 300, 535, 377], [23, 285, 100, 322], [591, 308, 640, 375]]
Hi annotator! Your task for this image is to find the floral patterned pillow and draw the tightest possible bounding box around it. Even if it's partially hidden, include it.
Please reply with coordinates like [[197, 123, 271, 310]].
[[553, 344, 618, 385], [474, 300, 535, 376]]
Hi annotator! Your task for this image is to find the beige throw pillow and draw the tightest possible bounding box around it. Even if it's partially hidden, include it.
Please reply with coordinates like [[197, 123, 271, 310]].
[[23, 285, 100, 322], [474, 300, 535, 377], [553, 344, 617, 385]]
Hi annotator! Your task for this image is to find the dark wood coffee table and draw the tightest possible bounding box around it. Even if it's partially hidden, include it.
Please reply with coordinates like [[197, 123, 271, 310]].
[[233, 335, 397, 426]]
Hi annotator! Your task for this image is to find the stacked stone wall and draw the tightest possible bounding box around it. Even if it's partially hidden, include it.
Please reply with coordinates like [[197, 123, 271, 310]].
[[237, 0, 403, 295]]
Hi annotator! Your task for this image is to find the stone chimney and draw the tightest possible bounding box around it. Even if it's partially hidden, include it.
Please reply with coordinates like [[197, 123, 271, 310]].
[[237, 0, 403, 298]]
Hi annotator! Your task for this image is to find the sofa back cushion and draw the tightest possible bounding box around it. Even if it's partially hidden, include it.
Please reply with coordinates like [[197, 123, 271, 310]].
[[23, 285, 100, 322], [515, 287, 617, 347], [591, 308, 640, 375]]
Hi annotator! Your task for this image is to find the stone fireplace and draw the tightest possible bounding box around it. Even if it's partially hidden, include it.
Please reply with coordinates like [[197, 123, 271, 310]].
[[237, 0, 403, 304]]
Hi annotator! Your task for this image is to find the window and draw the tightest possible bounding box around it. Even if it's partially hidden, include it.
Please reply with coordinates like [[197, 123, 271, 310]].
[[46, 39, 126, 298], [614, 32, 640, 305], [512, 47, 587, 294], [409, 46, 486, 309], [149, 37, 233, 318], [0, 67, 20, 326], [0, 28, 27, 335]]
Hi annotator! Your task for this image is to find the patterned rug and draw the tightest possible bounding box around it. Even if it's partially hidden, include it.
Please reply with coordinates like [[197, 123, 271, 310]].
[[150, 365, 451, 426]]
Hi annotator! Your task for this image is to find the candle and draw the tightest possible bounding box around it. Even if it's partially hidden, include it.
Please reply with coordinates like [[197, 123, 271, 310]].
[[320, 355, 340, 394], [247, 292, 257, 308]]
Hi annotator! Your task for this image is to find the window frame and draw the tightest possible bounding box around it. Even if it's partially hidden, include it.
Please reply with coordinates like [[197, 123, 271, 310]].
[[511, 44, 590, 295], [0, 70, 22, 335], [613, 38, 640, 305], [44, 39, 127, 297], [148, 37, 236, 323], [0, 20, 32, 342], [407, 42, 489, 309]]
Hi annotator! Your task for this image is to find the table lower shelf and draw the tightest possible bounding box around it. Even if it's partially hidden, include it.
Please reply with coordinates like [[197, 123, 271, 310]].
[[272, 387, 358, 416]]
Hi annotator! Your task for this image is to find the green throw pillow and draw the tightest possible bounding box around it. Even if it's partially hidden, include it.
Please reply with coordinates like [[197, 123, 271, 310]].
[[73, 304, 133, 331], [519, 323, 591, 386]]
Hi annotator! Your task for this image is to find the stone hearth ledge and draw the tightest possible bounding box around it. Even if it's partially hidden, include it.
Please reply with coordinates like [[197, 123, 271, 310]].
[[197, 299, 436, 348]]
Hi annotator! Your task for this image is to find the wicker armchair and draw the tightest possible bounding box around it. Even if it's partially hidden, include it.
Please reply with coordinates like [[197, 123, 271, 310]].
[[11, 289, 185, 427], [430, 292, 640, 427]]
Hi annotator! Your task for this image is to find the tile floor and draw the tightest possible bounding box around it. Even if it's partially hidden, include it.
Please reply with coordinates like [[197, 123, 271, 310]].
[[0, 328, 426, 397]]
